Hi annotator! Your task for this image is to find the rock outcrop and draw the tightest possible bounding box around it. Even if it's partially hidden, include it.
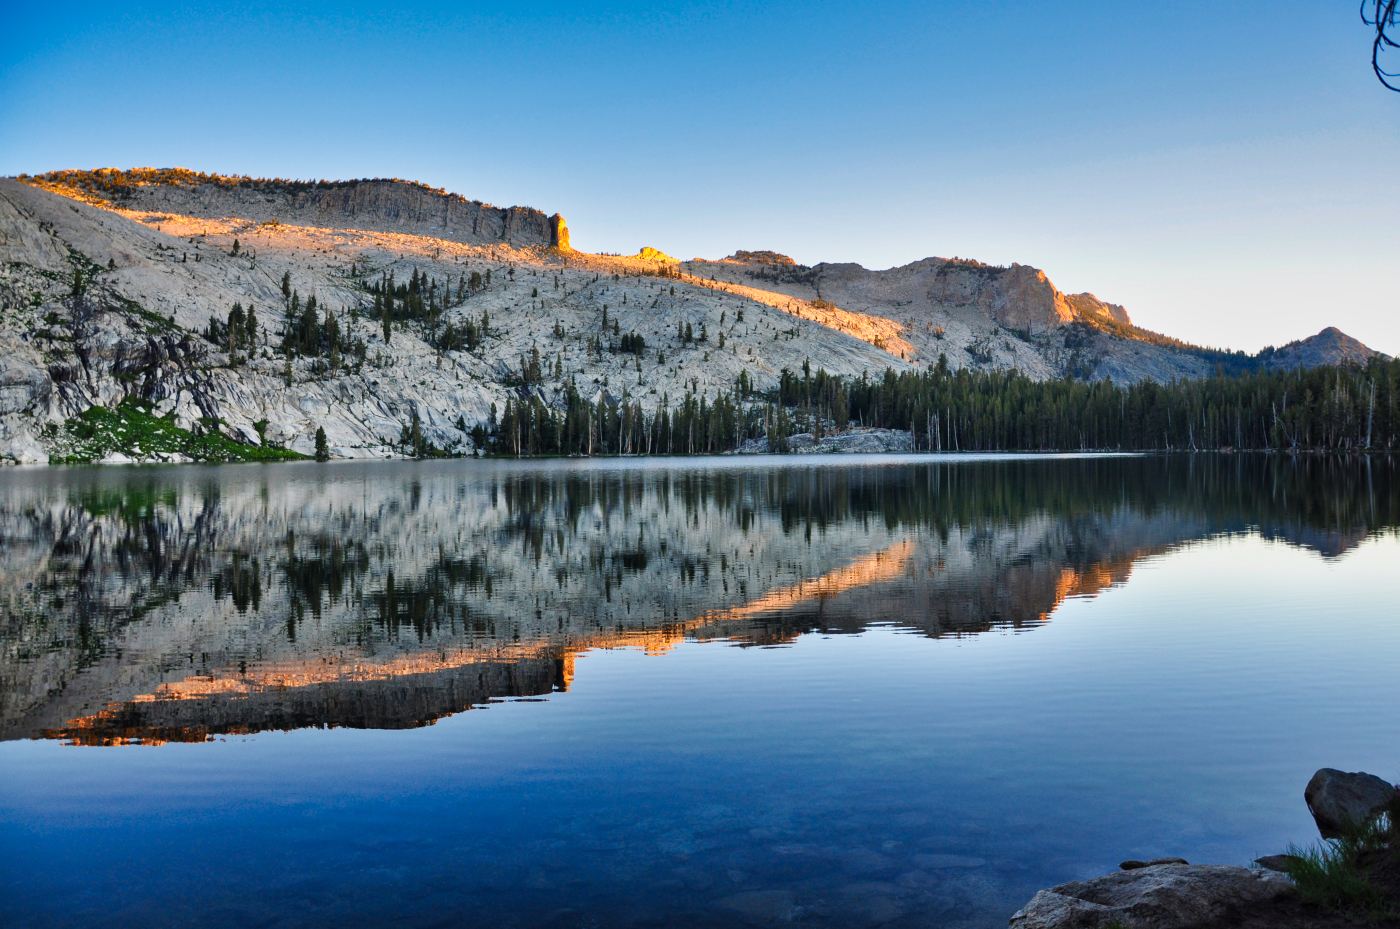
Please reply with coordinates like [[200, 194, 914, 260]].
[[1065, 292, 1132, 327], [1305, 768, 1397, 838], [26, 169, 557, 247], [928, 261, 1078, 335], [801, 258, 1078, 337], [549, 213, 570, 251], [729, 250, 796, 265], [1008, 864, 1295, 929]]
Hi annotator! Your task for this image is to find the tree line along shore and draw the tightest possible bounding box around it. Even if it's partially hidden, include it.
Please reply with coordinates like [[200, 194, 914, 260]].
[[476, 355, 1400, 458]]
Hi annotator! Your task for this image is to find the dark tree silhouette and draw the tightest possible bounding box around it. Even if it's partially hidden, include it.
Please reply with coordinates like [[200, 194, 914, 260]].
[[1363, 0, 1400, 90]]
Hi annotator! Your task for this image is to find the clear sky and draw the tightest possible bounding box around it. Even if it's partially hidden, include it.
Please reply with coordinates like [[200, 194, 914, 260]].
[[2, 1, 1396, 355]]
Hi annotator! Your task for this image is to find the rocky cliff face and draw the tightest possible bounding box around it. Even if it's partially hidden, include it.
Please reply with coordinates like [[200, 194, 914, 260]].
[[549, 213, 570, 250], [924, 261, 1077, 335], [692, 252, 1389, 386], [0, 176, 922, 464], [690, 254, 1215, 381], [718, 257, 1109, 337], [1064, 292, 1132, 326], [27, 169, 557, 247], [775, 258, 1074, 333], [0, 168, 1384, 465]]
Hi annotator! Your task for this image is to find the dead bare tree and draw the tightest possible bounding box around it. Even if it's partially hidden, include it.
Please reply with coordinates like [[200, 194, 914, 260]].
[[1362, 0, 1400, 90]]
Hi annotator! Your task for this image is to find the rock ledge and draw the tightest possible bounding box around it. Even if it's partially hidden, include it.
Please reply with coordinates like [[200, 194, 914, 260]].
[[1009, 864, 1294, 929]]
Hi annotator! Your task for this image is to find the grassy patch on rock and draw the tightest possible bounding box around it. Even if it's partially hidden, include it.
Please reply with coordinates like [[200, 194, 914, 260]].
[[1285, 794, 1400, 922], [49, 399, 306, 464], [1286, 841, 1387, 917]]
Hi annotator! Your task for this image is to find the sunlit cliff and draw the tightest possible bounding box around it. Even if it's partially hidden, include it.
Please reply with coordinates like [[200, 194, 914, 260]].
[[0, 170, 1383, 464]]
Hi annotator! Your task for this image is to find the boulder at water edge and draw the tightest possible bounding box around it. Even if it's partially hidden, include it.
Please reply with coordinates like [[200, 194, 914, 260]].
[[1304, 768, 1397, 839]]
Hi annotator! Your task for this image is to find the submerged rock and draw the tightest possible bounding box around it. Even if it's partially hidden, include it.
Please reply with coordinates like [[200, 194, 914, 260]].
[[1008, 864, 1294, 929], [1304, 768, 1397, 839]]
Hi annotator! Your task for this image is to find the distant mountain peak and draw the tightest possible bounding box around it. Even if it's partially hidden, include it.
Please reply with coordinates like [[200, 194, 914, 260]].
[[1264, 327, 1388, 370]]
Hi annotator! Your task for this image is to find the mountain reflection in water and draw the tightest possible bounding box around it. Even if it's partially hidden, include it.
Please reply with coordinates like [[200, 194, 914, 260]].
[[0, 454, 1394, 747]]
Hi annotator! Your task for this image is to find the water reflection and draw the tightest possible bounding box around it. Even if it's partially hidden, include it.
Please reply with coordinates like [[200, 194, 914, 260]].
[[1, 455, 1395, 746]]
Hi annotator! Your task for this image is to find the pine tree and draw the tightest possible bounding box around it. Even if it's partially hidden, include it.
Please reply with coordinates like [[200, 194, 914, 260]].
[[408, 410, 426, 458], [314, 427, 330, 462], [228, 303, 246, 347]]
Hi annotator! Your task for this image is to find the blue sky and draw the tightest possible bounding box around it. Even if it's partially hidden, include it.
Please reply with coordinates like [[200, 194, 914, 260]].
[[3, 1, 1397, 354]]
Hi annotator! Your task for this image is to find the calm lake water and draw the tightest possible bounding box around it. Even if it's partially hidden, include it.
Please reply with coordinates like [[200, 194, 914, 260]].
[[1, 454, 1397, 929]]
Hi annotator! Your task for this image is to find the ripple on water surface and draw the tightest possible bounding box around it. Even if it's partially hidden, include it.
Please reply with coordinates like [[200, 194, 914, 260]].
[[1, 454, 1398, 928]]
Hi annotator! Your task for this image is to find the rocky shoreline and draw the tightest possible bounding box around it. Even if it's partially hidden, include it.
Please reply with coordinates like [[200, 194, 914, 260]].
[[729, 427, 914, 455], [1007, 769, 1400, 928]]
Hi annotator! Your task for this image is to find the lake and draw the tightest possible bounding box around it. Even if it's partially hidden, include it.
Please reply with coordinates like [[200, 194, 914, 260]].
[[1, 454, 1397, 929]]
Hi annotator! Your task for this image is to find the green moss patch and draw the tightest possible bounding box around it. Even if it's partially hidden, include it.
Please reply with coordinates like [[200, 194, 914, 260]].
[[50, 399, 306, 464]]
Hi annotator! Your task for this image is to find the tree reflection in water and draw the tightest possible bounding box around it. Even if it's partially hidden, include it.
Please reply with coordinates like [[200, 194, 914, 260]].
[[0, 454, 1394, 745]]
